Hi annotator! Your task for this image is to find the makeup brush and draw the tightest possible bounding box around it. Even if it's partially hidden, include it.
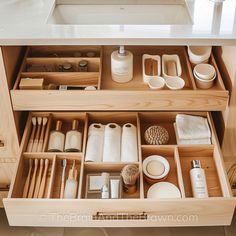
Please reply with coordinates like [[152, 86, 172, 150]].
[[60, 159, 67, 199], [22, 159, 33, 198], [37, 117, 48, 152], [121, 165, 140, 194], [28, 159, 38, 198], [26, 117, 37, 152], [32, 117, 42, 152], [38, 159, 49, 198], [33, 159, 44, 198]]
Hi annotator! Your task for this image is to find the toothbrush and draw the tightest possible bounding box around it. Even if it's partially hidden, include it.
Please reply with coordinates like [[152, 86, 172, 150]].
[[60, 159, 67, 199], [28, 159, 38, 198], [22, 159, 33, 198], [37, 117, 48, 152], [38, 159, 49, 198], [26, 117, 37, 152], [33, 159, 44, 198], [32, 117, 42, 152]]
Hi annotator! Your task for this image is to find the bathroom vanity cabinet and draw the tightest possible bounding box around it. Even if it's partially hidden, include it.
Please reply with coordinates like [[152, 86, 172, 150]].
[[1, 0, 236, 228], [0, 44, 235, 227]]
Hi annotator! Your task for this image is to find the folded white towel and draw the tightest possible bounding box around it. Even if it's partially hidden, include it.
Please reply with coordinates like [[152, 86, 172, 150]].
[[85, 124, 105, 162], [103, 123, 121, 162], [176, 114, 211, 140], [121, 123, 138, 163], [174, 123, 211, 145]]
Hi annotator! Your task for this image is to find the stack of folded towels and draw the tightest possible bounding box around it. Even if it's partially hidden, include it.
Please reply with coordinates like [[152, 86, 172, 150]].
[[174, 114, 211, 145]]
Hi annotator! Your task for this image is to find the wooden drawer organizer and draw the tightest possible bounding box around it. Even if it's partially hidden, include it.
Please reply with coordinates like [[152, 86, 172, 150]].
[[4, 111, 235, 227], [13, 46, 102, 90], [10, 46, 228, 111]]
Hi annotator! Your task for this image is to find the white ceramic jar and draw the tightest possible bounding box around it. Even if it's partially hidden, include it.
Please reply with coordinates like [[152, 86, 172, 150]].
[[111, 46, 133, 83]]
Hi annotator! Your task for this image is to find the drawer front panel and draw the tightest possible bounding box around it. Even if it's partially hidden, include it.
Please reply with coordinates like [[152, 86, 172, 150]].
[[0, 48, 19, 158], [4, 198, 235, 227]]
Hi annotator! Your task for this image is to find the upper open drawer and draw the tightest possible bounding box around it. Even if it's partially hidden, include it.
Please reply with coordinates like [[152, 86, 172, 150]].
[[4, 111, 236, 227], [10, 46, 229, 111]]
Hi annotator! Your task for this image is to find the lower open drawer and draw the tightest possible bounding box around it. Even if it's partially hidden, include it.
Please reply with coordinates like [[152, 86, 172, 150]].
[[4, 111, 236, 227]]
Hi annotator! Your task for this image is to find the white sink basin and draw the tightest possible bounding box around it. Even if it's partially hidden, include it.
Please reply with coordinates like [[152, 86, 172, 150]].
[[48, 0, 193, 25]]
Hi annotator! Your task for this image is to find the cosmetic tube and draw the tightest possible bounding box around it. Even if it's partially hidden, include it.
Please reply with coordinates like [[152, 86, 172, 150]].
[[110, 179, 120, 199]]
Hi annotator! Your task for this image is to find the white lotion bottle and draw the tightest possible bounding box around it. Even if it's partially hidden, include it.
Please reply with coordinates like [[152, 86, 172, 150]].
[[48, 120, 65, 152], [111, 46, 133, 83], [190, 160, 209, 198], [64, 120, 82, 152]]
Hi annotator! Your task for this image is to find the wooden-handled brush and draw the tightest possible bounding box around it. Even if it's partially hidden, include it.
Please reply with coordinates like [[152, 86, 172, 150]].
[[33, 159, 44, 198], [32, 117, 42, 152], [37, 117, 48, 152], [28, 159, 38, 198], [38, 159, 49, 198], [26, 117, 37, 152], [22, 159, 33, 198]]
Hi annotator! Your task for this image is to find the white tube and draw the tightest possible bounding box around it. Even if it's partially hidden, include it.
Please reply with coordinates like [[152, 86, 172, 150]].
[[110, 179, 120, 199]]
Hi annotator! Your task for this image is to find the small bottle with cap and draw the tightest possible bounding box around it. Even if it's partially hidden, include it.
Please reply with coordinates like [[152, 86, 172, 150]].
[[101, 172, 110, 199], [190, 160, 209, 198], [111, 45, 133, 83], [58, 63, 74, 72], [64, 120, 82, 152], [48, 120, 65, 152], [78, 60, 88, 72]]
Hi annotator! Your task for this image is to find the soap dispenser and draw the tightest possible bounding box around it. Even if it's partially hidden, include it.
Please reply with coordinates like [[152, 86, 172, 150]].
[[111, 46, 133, 83], [64, 120, 82, 152]]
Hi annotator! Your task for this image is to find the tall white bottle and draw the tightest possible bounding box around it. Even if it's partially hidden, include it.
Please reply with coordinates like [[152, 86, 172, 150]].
[[190, 160, 209, 198], [111, 46, 133, 83]]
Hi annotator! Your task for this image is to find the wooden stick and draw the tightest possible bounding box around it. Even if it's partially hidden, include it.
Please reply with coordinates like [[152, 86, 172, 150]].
[[33, 159, 44, 198], [22, 159, 33, 198], [26, 117, 37, 152], [38, 159, 49, 198], [27, 159, 38, 198]]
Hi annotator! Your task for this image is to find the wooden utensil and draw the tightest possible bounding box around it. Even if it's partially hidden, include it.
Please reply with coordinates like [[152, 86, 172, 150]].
[[33, 159, 44, 198], [32, 117, 42, 152], [22, 159, 33, 198], [37, 117, 48, 152], [60, 159, 67, 199], [38, 159, 49, 198], [28, 159, 38, 198], [26, 117, 37, 152]]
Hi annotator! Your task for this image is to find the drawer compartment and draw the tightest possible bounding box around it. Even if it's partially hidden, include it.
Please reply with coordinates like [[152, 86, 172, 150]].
[[10, 46, 229, 111], [4, 111, 235, 227]]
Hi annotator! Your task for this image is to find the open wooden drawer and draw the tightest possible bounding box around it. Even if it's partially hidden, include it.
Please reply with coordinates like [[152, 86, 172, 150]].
[[10, 46, 229, 111], [4, 111, 236, 227]]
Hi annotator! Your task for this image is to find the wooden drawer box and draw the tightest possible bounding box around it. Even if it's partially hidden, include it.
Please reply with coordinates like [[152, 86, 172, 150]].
[[10, 46, 228, 111], [3, 111, 235, 227]]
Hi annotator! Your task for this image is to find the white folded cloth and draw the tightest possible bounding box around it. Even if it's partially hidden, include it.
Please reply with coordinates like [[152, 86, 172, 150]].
[[175, 114, 211, 140], [174, 123, 211, 145], [85, 124, 104, 162], [103, 123, 121, 162], [121, 123, 138, 162]]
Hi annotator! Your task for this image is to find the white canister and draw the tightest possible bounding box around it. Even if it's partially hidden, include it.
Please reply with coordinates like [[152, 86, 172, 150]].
[[111, 46, 133, 83]]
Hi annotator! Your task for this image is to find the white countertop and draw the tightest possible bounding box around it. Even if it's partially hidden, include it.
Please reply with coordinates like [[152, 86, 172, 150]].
[[1, 0, 236, 45]]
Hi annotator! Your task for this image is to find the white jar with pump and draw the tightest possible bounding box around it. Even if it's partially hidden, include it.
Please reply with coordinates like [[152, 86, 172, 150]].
[[111, 46, 133, 83], [190, 160, 209, 198]]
